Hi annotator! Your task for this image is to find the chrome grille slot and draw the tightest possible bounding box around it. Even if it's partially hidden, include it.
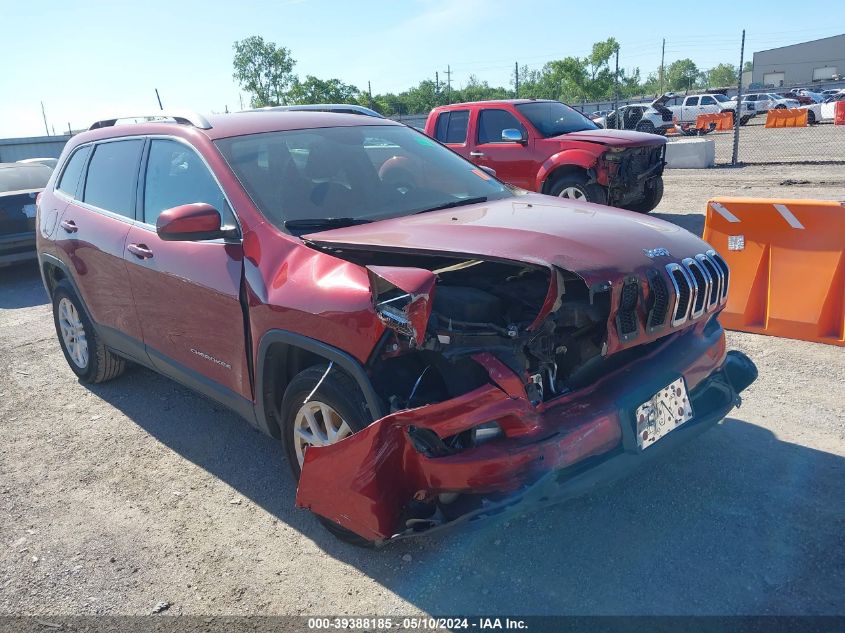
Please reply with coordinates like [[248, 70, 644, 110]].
[[646, 269, 669, 331], [683, 258, 708, 319], [665, 263, 693, 326], [707, 249, 730, 303], [616, 277, 640, 341], [697, 254, 721, 310]]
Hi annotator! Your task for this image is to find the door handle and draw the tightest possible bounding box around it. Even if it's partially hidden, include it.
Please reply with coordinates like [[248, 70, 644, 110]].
[[60, 219, 78, 233], [469, 151, 485, 157], [127, 243, 154, 259]]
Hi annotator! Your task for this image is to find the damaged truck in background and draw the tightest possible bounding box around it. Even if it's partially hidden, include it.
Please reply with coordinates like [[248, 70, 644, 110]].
[[37, 110, 757, 546]]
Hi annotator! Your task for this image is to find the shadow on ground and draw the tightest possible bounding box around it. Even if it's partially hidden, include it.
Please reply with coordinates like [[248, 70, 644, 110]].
[[87, 365, 845, 615], [0, 261, 47, 309], [653, 211, 705, 237]]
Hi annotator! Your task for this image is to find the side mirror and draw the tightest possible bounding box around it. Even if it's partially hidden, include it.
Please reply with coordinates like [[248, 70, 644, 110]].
[[478, 165, 497, 178], [501, 128, 525, 144], [156, 203, 229, 241]]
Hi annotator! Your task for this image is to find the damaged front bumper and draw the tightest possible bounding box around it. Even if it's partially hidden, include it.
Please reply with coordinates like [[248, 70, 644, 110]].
[[296, 321, 757, 543]]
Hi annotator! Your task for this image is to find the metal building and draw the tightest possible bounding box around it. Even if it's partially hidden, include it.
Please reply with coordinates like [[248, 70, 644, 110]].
[[751, 34, 845, 88]]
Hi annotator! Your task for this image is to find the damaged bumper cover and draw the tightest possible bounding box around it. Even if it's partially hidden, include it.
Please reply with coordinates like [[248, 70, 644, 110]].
[[296, 320, 757, 543]]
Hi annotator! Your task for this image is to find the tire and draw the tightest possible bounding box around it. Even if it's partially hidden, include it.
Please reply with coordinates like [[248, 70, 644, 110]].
[[775, 104, 786, 109], [548, 172, 607, 205], [624, 177, 664, 213], [280, 364, 374, 546], [635, 121, 656, 134], [740, 116, 751, 126], [807, 110, 817, 125], [52, 281, 126, 383]]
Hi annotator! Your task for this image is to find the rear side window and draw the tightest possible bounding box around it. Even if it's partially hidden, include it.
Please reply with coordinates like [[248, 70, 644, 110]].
[[433, 110, 469, 144], [143, 139, 233, 227], [701, 96, 716, 105], [686, 97, 699, 106], [83, 140, 144, 217], [477, 109, 526, 144], [56, 145, 92, 198]]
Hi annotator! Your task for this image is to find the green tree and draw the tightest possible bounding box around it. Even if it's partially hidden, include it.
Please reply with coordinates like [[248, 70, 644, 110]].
[[290, 76, 360, 104], [232, 36, 297, 107], [666, 58, 700, 91], [706, 63, 737, 88], [538, 57, 590, 101], [743, 61, 753, 73]]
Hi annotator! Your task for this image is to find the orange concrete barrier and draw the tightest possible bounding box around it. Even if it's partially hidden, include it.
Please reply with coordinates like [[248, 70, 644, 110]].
[[835, 101, 845, 126], [765, 108, 808, 127], [703, 198, 845, 346], [695, 112, 733, 131]]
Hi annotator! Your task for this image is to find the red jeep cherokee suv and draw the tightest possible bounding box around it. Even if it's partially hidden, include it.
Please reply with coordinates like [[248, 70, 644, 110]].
[[425, 100, 666, 212], [37, 110, 756, 544]]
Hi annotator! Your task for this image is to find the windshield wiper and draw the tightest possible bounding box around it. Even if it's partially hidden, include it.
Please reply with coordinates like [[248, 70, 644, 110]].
[[415, 196, 488, 214], [284, 217, 372, 231]]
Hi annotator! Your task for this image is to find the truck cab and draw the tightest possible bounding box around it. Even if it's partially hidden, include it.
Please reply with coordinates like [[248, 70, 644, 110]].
[[424, 100, 666, 213], [665, 93, 754, 125]]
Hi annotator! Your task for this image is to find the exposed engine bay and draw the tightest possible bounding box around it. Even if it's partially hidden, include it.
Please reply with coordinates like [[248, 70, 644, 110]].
[[316, 247, 612, 415]]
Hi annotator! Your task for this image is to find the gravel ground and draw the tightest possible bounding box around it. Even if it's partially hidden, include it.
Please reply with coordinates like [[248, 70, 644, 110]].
[[1, 164, 844, 617]]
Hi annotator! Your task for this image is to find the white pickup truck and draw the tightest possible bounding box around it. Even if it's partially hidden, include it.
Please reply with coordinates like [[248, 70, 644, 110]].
[[662, 93, 754, 125]]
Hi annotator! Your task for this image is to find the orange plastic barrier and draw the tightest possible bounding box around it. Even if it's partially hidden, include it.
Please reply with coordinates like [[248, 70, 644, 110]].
[[703, 198, 845, 346], [695, 112, 733, 131], [835, 101, 845, 126], [764, 108, 808, 127]]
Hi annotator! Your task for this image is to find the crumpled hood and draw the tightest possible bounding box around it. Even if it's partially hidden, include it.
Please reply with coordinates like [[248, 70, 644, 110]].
[[552, 128, 666, 147], [303, 194, 710, 286]]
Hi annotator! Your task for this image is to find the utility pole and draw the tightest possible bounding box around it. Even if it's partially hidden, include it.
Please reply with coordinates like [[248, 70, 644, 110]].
[[40, 101, 49, 136], [368, 81, 373, 108], [514, 62, 520, 98], [732, 29, 746, 166], [155, 88, 163, 110], [443, 65, 452, 104], [614, 45, 620, 129], [659, 38, 666, 94], [435, 71, 440, 104]]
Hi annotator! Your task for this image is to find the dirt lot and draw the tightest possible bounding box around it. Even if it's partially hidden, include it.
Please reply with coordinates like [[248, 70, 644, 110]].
[[1, 164, 844, 617]]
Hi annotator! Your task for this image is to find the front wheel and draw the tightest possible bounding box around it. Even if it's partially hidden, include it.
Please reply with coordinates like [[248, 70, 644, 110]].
[[548, 173, 607, 205], [635, 120, 656, 134], [281, 364, 374, 546], [740, 115, 751, 125], [807, 110, 817, 125], [623, 178, 664, 213]]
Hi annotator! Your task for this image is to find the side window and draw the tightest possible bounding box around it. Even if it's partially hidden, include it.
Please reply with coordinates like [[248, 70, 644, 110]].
[[56, 145, 92, 198], [686, 97, 699, 106], [143, 139, 233, 227], [701, 96, 716, 105], [433, 110, 469, 144], [477, 109, 526, 144], [83, 140, 144, 217]]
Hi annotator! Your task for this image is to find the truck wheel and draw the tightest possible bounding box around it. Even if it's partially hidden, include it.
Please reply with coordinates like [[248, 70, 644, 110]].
[[635, 121, 656, 134], [281, 364, 374, 546], [52, 281, 126, 383], [548, 173, 607, 205], [740, 116, 751, 126], [624, 178, 664, 213]]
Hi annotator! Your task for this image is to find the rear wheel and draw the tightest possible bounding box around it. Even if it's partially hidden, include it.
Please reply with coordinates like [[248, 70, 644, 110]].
[[548, 173, 607, 205], [807, 110, 817, 125], [281, 365, 374, 546], [775, 104, 786, 109], [52, 281, 126, 383], [624, 177, 664, 213]]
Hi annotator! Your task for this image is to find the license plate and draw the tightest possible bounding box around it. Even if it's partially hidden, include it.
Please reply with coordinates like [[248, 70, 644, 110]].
[[635, 377, 694, 450]]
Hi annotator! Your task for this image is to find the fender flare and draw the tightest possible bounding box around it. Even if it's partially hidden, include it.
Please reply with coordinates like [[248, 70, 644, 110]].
[[254, 329, 386, 438], [535, 150, 599, 192], [38, 253, 82, 303]]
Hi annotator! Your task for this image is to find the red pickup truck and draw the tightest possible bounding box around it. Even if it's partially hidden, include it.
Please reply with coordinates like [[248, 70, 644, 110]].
[[425, 99, 666, 212]]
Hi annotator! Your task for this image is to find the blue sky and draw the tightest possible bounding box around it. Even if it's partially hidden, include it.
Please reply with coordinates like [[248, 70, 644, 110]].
[[2, 0, 843, 138]]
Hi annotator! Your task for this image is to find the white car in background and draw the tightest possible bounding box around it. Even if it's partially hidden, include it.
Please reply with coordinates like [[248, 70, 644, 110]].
[[800, 92, 845, 124], [665, 93, 754, 125], [594, 97, 675, 134], [735, 93, 800, 112]]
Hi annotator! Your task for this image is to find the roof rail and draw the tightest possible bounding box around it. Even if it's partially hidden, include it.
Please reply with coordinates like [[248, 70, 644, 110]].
[[88, 110, 212, 131]]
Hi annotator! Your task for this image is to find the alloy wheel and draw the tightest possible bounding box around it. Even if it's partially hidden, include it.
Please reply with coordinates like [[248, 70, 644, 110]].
[[58, 297, 88, 369], [293, 400, 353, 467], [558, 186, 587, 200]]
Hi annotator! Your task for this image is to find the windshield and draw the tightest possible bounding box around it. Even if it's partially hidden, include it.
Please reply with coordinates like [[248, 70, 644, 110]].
[[714, 94, 730, 102], [515, 101, 598, 137], [215, 125, 512, 234]]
